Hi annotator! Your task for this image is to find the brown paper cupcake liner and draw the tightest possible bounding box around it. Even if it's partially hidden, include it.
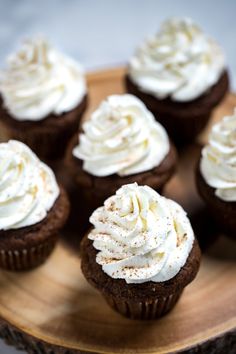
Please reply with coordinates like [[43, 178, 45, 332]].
[[103, 290, 183, 320], [5, 125, 72, 161], [0, 236, 57, 271]]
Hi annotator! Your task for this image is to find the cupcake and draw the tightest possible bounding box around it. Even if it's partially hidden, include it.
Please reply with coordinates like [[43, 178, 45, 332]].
[[66, 94, 177, 219], [196, 110, 236, 238], [0, 140, 69, 271], [125, 18, 229, 143], [0, 37, 88, 160], [81, 183, 201, 320]]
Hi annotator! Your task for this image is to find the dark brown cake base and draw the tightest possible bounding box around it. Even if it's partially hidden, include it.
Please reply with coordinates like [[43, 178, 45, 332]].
[[65, 134, 177, 222], [196, 164, 236, 239], [0, 187, 70, 271], [0, 95, 88, 161], [80, 236, 201, 320], [125, 71, 229, 144]]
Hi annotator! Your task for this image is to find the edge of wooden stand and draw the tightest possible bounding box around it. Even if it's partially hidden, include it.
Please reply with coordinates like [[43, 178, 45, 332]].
[[0, 317, 235, 354]]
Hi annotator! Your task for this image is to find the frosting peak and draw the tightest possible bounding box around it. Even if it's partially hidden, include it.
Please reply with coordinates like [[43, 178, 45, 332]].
[[88, 183, 194, 283], [129, 17, 225, 102], [73, 94, 170, 177], [200, 109, 236, 201], [0, 37, 87, 121], [0, 140, 59, 230]]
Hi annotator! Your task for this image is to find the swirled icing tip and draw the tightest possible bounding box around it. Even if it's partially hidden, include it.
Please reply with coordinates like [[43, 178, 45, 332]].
[[88, 182, 194, 283], [73, 94, 169, 177], [200, 108, 236, 201]]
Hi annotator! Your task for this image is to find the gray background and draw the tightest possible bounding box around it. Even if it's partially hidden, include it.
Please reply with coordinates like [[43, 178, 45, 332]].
[[0, 0, 235, 353]]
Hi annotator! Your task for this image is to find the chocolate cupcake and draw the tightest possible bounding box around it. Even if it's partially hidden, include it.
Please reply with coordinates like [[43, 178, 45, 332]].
[[0, 37, 88, 161], [66, 94, 177, 219], [81, 183, 201, 320], [125, 18, 229, 144], [196, 110, 236, 238], [0, 140, 69, 271]]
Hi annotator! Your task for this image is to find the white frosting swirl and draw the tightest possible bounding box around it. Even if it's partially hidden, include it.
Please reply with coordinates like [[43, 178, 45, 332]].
[[0, 37, 87, 121], [129, 17, 225, 102], [88, 183, 194, 283], [200, 109, 236, 201], [73, 94, 170, 177], [0, 140, 60, 230]]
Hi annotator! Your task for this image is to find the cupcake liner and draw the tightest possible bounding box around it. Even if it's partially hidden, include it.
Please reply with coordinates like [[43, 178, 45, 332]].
[[1, 96, 88, 161], [6, 125, 72, 161], [0, 236, 57, 271], [103, 290, 183, 320], [0, 122, 10, 142]]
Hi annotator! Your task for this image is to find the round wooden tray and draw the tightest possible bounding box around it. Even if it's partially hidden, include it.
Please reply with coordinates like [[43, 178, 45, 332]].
[[0, 68, 236, 354]]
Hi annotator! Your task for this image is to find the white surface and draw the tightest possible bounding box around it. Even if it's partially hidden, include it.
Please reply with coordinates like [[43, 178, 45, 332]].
[[0, 0, 236, 88], [0, 0, 235, 353]]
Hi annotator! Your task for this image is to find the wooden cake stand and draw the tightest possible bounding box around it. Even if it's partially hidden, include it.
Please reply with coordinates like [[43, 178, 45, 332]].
[[0, 68, 235, 353]]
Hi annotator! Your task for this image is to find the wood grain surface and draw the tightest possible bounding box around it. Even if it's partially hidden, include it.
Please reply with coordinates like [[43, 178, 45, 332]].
[[0, 67, 235, 354]]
